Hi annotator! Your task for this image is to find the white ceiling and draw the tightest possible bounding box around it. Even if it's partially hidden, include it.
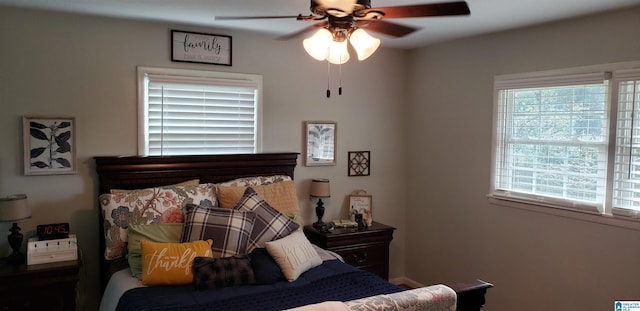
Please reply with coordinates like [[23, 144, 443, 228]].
[[2, 0, 639, 48]]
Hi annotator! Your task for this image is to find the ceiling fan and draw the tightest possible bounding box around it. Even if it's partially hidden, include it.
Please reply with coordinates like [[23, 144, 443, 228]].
[[217, 0, 470, 96], [217, 0, 470, 40]]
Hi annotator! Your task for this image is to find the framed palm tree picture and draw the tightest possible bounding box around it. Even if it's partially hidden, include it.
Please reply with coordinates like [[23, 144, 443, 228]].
[[23, 116, 76, 175], [304, 121, 336, 166]]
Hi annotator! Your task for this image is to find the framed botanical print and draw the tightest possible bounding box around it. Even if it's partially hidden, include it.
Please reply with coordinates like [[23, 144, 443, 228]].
[[23, 116, 76, 175], [304, 121, 337, 166]]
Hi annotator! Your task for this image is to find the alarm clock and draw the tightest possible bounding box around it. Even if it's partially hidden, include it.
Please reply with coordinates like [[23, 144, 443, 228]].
[[36, 222, 70, 240]]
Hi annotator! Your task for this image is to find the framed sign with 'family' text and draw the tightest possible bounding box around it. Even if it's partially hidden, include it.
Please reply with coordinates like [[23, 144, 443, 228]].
[[171, 30, 232, 66]]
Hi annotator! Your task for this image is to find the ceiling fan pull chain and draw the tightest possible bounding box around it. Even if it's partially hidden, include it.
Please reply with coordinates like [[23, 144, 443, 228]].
[[326, 60, 331, 98], [338, 60, 343, 95]]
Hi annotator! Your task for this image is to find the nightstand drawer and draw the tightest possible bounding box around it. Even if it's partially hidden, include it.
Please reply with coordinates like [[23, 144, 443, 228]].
[[0, 260, 79, 311], [338, 244, 385, 268], [304, 221, 395, 279]]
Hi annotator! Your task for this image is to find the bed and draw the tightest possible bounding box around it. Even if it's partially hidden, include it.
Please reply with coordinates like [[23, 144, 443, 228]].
[[94, 152, 491, 311]]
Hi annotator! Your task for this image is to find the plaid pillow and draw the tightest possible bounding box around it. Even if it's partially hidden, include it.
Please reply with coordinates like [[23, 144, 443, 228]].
[[192, 255, 256, 290], [182, 204, 256, 258], [234, 188, 300, 252]]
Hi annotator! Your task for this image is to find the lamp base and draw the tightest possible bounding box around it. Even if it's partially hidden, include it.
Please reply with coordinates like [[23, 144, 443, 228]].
[[313, 198, 326, 228], [4, 251, 25, 265], [6, 222, 25, 265]]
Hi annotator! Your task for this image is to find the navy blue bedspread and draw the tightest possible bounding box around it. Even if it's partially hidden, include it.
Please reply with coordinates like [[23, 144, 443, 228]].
[[117, 260, 403, 311]]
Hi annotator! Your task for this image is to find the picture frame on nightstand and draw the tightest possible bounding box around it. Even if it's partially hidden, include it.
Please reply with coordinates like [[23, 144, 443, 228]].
[[349, 190, 372, 226]]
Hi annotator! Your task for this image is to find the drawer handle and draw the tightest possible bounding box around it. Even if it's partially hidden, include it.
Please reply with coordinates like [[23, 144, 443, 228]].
[[352, 252, 368, 263]]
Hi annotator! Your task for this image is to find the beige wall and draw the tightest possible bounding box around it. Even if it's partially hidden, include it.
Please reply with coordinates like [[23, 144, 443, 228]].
[[3, 3, 640, 311], [0, 7, 408, 309], [406, 6, 640, 311]]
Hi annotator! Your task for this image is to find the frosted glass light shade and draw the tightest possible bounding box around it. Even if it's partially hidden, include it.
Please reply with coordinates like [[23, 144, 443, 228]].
[[349, 29, 380, 61], [303, 28, 333, 61], [326, 40, 350, 64]]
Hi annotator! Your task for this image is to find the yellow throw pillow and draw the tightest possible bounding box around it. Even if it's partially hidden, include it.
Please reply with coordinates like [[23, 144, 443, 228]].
[[217, 181, 301, 224], [140, 239, 213, 286]]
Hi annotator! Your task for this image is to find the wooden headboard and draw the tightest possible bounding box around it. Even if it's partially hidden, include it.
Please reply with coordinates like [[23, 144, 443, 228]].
[[94, 152, 299, 287], [95, 153, 299, 195]]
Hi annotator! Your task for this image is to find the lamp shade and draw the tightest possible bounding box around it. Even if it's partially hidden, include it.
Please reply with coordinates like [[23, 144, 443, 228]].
[[0, 194, 31, 222], [349, 29, 380, 61], [310, 179, 331, 198]]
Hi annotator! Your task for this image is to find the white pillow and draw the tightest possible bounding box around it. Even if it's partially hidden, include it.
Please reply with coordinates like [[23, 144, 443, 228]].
[[265, 230, 322, 282]]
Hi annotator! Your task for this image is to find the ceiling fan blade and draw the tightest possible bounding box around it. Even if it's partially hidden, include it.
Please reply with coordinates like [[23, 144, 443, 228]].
[[368, 1, 470, 19], [216, 15, 307, 21], [277, 21, 329, 40], [358, 20, 418, 38]]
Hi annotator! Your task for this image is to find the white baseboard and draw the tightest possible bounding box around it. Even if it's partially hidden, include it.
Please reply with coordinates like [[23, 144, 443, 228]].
[[389, 276, 425, 288]]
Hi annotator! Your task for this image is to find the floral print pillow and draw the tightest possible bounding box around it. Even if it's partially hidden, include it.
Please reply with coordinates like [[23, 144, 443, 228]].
[[217, 175, 292, 187], [100, 183, 216, 260]]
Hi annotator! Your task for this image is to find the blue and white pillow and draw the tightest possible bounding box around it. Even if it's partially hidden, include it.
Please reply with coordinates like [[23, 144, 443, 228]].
[[182, 204, 256, 258], [233, 187, 299, 252]]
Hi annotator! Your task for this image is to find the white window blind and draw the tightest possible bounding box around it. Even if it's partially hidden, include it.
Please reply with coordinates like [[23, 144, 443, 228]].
[[612, 69, 640, 216], [492, 72, 610, 212], [138, 67, 262, 156]]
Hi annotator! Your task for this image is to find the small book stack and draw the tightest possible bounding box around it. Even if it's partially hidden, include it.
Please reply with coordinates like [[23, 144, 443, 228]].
[[331, 219, 358, 228]]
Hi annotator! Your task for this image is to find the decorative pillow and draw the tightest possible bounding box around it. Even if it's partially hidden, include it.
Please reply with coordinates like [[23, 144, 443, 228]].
[[192, 255, 256, 290], [127, 223, 184, 279], [248, 247, 285, 284], [217, 175, 292, 187], [100, 183, 216, 260], [234, 188, 299, 252], [110, 179, 200, 194], [265, 231, 322, 282], [182, 204, 256, 258], [140, 239, 213, 286], [217, 180, 302, 225]]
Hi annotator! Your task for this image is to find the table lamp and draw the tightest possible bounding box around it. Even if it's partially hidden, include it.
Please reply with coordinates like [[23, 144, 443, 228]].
[[0, 194, 31, 264], [310, 179, 330, 228]]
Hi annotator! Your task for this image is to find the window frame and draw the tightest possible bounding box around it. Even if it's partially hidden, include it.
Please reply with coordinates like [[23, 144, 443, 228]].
[[489, 61, 640, 230], [136, 66, 263, 156]]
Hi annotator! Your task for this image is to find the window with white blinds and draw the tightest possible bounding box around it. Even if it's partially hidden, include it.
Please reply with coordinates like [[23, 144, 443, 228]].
[[137, 67, 262, 156], [612, 69, 640, 216], [493, 72, 610, 213]]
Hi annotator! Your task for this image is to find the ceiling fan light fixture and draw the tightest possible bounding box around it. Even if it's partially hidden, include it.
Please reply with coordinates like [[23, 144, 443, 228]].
[[326, 40, 350, 64], [315, 0, 358, 15], [349, 28, 380, 61], [303, 28, 334, 61]]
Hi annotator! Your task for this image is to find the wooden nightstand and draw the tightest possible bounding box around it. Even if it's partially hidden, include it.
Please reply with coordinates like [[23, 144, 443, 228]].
[[0, 260, 79, 311], [304, 221, 395, 279]]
